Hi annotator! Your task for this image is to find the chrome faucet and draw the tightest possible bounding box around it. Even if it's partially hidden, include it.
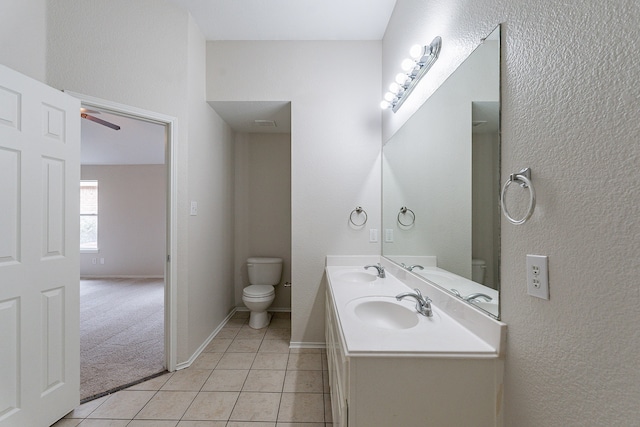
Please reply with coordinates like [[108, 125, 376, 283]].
[[396, 288, 432, 317], [401, 263, 424, 272], [451, 289, 493, 302], [464, 293, 493, 302], [364, 263, 385, 278]]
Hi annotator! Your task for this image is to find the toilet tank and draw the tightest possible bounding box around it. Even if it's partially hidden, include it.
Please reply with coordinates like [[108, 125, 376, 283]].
[[247, 257, 283, 286]]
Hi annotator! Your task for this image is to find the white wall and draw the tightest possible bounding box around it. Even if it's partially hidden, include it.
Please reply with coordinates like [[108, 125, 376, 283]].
[[46, 0, 236, 364], [383, 0, 640, 425], [185, 14, 236, 358], [234, 132, 292, 310], [0, 0, 47, 81], [80, 165, 166, 277], [207, 41, 382, 344]]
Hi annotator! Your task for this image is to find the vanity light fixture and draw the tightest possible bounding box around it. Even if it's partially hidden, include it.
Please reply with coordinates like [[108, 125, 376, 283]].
[[381, 36, 442, 112]]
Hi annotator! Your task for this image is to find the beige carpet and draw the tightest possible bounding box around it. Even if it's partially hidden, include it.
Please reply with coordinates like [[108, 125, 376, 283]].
[[80, 278, 165, 402]]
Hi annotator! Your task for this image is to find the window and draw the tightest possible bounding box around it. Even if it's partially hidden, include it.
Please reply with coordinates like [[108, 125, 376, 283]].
[[80, 180, 98, 251]]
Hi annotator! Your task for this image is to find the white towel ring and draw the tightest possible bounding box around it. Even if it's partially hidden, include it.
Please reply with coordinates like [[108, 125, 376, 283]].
[[501, 168, 536, 225]]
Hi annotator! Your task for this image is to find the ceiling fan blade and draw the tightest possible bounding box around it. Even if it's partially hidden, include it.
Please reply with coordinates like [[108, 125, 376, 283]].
[[81, 113, 121, 130]]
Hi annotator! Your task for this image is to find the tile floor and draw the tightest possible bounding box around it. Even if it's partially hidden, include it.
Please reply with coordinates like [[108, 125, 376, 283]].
[[53, 312, 334, 427]]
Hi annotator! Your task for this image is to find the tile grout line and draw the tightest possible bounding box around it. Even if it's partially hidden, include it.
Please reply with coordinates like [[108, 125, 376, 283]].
[[273, 342, 292, 424], [225, 318, 263, 423]]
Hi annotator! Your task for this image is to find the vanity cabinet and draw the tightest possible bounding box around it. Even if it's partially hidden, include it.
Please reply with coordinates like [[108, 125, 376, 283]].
[[325, 291, 348, 426], [326, 281, 504, 427]]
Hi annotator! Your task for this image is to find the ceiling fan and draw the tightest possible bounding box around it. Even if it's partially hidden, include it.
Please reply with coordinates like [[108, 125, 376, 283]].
[[80, 108, 121, 130]]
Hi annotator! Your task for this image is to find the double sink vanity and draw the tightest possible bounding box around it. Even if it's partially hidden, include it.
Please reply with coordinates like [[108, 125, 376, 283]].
[[325, 256, 506, 427]]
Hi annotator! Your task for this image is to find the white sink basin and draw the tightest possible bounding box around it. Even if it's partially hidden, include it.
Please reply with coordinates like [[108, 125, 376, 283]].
[[336, 271, 378, 283], [346, 296, 419, 330]]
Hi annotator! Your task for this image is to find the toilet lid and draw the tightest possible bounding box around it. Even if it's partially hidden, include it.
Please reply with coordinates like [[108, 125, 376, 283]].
[[243, 285, 275, 298]]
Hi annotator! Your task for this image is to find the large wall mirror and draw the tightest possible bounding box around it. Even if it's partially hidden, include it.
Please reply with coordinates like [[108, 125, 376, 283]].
[[382, 25, 501, 318]]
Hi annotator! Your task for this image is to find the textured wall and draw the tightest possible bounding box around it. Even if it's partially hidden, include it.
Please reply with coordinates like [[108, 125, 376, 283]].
[[0, 0, 47, 81], [384, 0, 640, 424]]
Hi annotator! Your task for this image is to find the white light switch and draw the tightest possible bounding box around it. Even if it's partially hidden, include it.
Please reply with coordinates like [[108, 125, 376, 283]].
[[190, 201, 198, 216], [527, 254, 549, 299], [369, 229, 378, 243], [385, 228, 394, 243]]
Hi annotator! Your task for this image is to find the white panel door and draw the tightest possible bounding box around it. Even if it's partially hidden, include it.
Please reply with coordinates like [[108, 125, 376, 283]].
[[0, 65, 80, 427]]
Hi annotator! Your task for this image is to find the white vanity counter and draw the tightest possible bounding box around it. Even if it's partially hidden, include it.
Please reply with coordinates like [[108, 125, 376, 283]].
[[327, 265, 498, 357], [324, 256, 506, 427]]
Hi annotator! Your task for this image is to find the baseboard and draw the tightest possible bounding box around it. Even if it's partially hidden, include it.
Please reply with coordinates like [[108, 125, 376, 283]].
[[233, 307, 292, 313], [269, 307, 292, 313], [176, 308, 239, 371], [80, 275, 164, 279], [178, 306, 296, 370], [289, 341, 326, 349]]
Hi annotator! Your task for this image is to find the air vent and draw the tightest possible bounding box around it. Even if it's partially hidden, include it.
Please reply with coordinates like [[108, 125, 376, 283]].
[[253, 120, 277, 128]]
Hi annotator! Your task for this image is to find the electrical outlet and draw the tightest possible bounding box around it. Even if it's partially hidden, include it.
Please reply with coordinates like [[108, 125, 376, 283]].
[[190, 201, 198, 216], [526, 254, 549, 300]]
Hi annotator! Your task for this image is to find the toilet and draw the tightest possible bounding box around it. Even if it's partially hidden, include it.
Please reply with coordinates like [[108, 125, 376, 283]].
[[472, 258, 486, 284], [242, 257, 282, 329]]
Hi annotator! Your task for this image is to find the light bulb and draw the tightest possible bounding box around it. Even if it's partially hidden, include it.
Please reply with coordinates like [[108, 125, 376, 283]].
[[389, 82, 401, 94], [384, 92, 396, 102], [380, 100, 391, 109], [409, 44, 425, 59], [395, 73, 409, 85], [401, 58, 415, 72]]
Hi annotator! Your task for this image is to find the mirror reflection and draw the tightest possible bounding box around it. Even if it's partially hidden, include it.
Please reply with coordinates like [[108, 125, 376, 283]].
[[382, 25, 501, 318]]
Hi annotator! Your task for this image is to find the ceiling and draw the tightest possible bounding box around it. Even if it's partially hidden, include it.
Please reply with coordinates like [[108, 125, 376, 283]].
[[81, 1, 397, 165], [81, 110, 165, 165], [208, 101, 291, 134], [166, 0, 397, 41]]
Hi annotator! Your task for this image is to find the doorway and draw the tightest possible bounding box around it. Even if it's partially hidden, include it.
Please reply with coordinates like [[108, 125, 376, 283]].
[[68, 92, 178, 401]]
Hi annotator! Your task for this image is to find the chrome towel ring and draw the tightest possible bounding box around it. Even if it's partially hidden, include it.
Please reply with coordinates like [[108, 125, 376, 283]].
[[349, 206, 368, 226], [501, 168, 536, 225], [397, 206, 416, 226]]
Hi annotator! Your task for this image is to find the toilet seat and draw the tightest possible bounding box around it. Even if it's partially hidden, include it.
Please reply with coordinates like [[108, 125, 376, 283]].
[[243, 285, 275, 298]]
